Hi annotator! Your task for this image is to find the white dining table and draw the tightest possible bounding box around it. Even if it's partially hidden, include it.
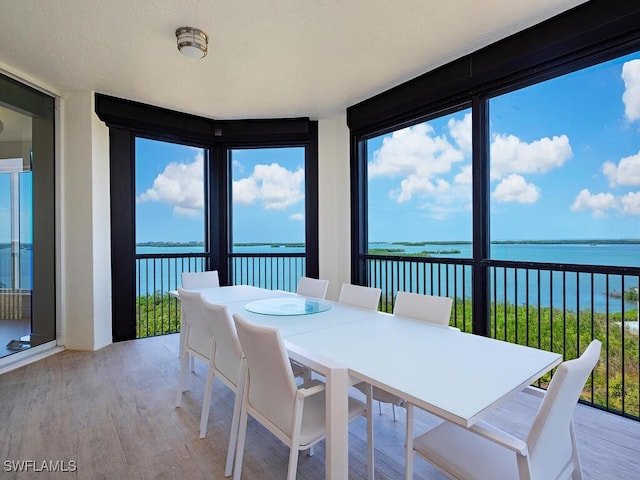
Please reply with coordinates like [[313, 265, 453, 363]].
[[176, 285, 562, 480]]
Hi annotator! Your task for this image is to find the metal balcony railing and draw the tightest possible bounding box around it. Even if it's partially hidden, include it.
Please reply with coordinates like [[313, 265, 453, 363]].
[[361, 253, 639, 421], [135, 253, 207, 339], [135, 250, 639, 420], [134, 251, 306, 339]]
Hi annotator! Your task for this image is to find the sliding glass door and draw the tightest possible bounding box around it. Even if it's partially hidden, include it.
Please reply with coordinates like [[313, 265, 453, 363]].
[[0, 74, 56, 360]]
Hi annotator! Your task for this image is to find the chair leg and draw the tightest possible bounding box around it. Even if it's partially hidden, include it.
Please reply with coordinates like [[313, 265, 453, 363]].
[[199, 359, 216, 438], [367, 384, 375, 480], [233, 379, 250, 480], [287, 397, 305, 480], [392, 404, 397, 422], [190, 354, 195, 373], [175, 347, 190, 407], [570, 419, 584, 480], [378, 400, 382, 415], [225, 366, 247, 477], [404, 404, 414, 480], [179, 313, 186, 359], [287, 447, 300, 480]]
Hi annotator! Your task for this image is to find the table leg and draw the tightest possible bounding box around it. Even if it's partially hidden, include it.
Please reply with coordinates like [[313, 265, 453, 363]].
[[325, 366, 349, 480]]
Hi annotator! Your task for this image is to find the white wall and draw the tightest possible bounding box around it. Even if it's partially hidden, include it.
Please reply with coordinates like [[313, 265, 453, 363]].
[[317, 114, 351, 301], [61, 91, 112, 350]]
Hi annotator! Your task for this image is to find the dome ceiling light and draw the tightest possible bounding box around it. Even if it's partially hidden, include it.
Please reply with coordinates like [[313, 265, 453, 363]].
[[175, 26, 208, 59]]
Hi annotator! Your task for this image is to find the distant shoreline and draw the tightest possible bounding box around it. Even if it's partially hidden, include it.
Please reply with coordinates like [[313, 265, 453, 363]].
[[135, 239, 640, 247]]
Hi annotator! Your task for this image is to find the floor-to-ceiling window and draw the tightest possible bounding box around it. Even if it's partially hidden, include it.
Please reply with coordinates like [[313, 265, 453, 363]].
[[362, 108, 473, 311], [95, 94, 318, 341], [134, 138, 208, 338], [348, 2, 640, 419], [0, 74, 56, 361]]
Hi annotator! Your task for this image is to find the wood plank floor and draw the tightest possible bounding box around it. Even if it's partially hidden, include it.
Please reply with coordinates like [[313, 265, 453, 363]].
[[0, 333, 638, 479]]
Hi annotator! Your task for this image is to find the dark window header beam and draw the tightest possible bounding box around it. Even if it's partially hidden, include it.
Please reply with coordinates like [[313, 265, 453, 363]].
[[347, 0, 640, 134], [95, 93, 312, 144]]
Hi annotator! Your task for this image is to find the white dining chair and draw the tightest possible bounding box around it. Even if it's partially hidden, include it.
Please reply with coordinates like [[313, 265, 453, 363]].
[[338, 283, 381, 310], [179, 270, 221, 368], [175, 288, 244, 479], [296, 276, 329, 299], [232, 313, 374, 480], [182, 270, 220, 289], [175, 288, 216, 437], [393, 291, 453, 326], [405, 339, 602, 480]]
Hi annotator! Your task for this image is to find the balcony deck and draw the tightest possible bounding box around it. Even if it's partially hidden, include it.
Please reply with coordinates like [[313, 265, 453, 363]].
[[1, 334, 638, 479]]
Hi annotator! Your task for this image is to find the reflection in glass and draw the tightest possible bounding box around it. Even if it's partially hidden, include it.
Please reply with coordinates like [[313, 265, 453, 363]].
[[0, 105, 35, 357]]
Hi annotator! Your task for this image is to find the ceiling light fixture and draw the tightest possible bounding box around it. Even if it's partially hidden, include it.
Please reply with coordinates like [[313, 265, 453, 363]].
[[175, 26, 208, 59]]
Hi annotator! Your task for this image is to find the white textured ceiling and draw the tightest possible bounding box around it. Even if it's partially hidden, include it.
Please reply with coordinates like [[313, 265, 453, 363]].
[[0, 0, 586, 120]]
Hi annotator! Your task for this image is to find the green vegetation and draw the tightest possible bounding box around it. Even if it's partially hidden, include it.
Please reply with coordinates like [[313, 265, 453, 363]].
[[379, 295, 639, 418], [136, 241, 305, 248], [137, 241, 204, 248], [136, 293, 181, 338], [369, 248, 461, 256], [608, 287, 639, 303]]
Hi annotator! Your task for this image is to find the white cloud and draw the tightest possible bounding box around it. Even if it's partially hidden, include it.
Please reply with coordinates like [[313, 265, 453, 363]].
[[395, 176, 450, 203], [620, 191, 640, 215], [602, 150, 640, 187], [448, 112, 472, 153], [289, 213, 304, 221], [233, 163, 304, 210], [137, 153, 204, 217], [454, 165, 472, 184], [622, 59, 640, 122], [368, 123, 466, 203], [368, 123, 465, 179], [492, 174, 540, 204], [570, 189, 618, 217], [490, 134, 572, 180]]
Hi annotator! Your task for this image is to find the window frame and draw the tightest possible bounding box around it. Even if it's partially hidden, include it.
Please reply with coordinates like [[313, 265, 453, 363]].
[[95, 95, 318, 341], [347, 1, 640, 336]]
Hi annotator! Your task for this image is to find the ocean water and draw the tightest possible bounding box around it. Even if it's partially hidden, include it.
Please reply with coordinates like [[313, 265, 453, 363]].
[[3, 243, 638, 313], [368, 242, 640, 313], [0, 247, 32, 289]]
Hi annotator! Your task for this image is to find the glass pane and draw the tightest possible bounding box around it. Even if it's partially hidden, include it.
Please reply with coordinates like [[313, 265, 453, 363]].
[[134, 138, 207, 311], [0, 96, 53, 358], [230, 147, 306, 251], [489, 50, 640, 267], [230, 147, 306, 290], [366, 108, 473, 258], [135, 138, 206, 252]]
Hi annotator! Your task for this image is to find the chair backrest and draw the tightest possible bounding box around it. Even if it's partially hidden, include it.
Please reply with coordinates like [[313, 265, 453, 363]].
[[526, 340, 602, 479], [177, 288, 215, 358], [181, 270, 220, 289], [233, 313, 298, 437], [393, 291, 453, 326], [201, 299, 243, 386], [296, 276, 329, 299], [338, 283, 381, 310]]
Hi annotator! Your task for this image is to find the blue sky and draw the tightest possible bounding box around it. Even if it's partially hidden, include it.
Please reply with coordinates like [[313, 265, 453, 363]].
[[135, 142, 305, 244], [134, 51, 640, 245], [368, 51, 640, 242]]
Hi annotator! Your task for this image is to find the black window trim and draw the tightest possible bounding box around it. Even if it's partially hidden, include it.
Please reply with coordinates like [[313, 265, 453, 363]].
[[95, 94, 318, 341], [347, 0, 640, 336]]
